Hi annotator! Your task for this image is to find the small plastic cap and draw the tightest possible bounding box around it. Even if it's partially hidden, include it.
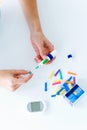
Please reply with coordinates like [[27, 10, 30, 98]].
[[67, 54, 72, 59]]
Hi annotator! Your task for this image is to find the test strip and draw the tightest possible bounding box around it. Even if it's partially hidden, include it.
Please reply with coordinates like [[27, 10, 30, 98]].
[[48, 71, 54, 79], [60, 89, 66, 95], [44, 82, 48, 91], [59, 70, 63, 80], [62, 83, 70, 91], [56, 87, 64, 95], [68, 71, 77, 76], [52, 81, 61, 85], [53, 79, 62, 82], [73, 77, 76, 84], [66, 81, 74, 84], [54, 69, 60, 77], [67, 76, 73, 81], [54, 87, 62, 94], [51, 94, 56, 97]]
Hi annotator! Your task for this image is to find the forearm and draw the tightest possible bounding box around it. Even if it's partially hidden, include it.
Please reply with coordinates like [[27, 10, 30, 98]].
[[20, 0, 42, 34]]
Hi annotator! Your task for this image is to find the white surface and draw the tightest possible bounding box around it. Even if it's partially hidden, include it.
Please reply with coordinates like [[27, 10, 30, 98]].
[[0, 0, 87, 130]]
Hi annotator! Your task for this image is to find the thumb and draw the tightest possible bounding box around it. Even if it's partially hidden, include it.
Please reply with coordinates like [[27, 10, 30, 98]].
[[11, 70, 29, 75]]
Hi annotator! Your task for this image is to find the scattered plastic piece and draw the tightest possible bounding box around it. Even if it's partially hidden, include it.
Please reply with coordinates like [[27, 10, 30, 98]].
[[56, 88, 64, 95], [48, 71, 54, 79], [54, 87, 62, 94], [67, 76, 73, 81], [73, 77, 76, 84], [68, 71, 77, 76], [66, 81, 74, 84], [54, 69, 60, 77], [51, 94, 56, 97], [52, 81, 61, 85], [59, 70, 63, 80], [53, 79, 62, 82], [60, 89, 66, 95], [62, 83, 70, 92], [44, 82, 48, 91]]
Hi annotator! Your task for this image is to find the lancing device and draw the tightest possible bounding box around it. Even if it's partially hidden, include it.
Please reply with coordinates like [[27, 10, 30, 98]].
[[28, 50, 57, 75], [35, 50, 57, 69]]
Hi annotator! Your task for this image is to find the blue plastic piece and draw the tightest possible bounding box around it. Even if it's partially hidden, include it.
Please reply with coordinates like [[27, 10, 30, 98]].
[[54, 69, 60, 76], [47, 53, 53, 60], [51, 94, 56, 97], [63, 83, 70, 91], [67, 76, 73, 81], [44, 82, 48, 91], [56, 88, 64, 95], [67, 54, 72, 59]]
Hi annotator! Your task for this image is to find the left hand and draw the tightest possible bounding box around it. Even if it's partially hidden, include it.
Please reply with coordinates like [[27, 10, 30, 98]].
[[30, 32, 54, 63], [0, 70, 33, 91]]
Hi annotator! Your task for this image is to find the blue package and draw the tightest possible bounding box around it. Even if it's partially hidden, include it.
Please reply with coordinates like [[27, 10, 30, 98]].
[[65, 84, 85, 104]]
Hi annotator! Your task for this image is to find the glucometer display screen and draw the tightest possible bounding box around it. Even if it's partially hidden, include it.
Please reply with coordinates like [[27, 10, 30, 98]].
[[27, 101, 45, 112], [31, 102, 41, 112]]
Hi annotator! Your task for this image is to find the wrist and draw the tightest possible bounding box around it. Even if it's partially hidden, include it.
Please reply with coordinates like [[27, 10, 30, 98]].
[[29, 19, 42, 35]]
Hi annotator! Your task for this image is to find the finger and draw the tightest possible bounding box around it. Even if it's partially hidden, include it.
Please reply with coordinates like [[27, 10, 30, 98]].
[[37, 42, 52, 60], [11, 70, 29, 75], [41, 41, 55, 60], [34, 55, 43, 63], [45, 40, 54, 51], [16, 74, 33, 84], [8, 84, 20, 91]]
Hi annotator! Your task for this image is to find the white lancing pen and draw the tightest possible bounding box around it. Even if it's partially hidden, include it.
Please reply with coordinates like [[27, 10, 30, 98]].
[[29, 50, 57, 74], [35, 50, 57, 69]]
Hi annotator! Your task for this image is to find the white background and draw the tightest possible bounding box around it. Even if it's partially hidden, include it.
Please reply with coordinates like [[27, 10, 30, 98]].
[[0, 0, 87, 130]]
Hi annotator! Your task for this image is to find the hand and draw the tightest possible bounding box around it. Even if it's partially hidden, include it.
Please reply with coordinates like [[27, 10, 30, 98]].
[[0, 70, 33, 91], [30, 32, 54, 63]]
